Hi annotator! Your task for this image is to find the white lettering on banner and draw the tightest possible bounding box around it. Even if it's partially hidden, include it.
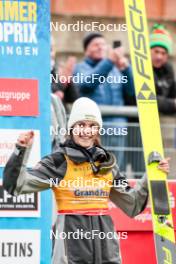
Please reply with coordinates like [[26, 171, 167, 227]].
[[0, 180, 40, 217], [0, 230, 40, 264], [0, 104, 12, 112], [0, 91, 31, 101], [0, 192, 35, 204], [0, 23, 37, 43], [0, 45, 38, 56], [0, 1, 38, 57]]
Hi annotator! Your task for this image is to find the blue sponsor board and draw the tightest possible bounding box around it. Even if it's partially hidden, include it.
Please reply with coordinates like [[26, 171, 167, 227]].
[[0, 1, 51, 263]]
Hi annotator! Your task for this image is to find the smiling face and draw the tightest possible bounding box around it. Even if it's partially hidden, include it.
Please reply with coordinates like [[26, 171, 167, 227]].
[[72, 120, 100, 148], [85, 37, 107, 60]]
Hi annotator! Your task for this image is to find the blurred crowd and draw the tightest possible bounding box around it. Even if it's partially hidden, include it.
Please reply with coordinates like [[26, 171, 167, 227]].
[[50, 24, 176, 170], [51, 24, 176, 115]]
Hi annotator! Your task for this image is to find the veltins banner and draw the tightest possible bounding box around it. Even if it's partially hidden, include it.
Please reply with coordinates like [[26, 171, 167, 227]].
[[0, 1, 51, 263]]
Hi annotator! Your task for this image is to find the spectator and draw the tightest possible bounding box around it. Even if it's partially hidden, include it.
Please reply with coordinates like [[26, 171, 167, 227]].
[[50, 37, 65, 100], [59, 57, 79, 104], [74, 32, 134, 108], [51, 66, 65, 101], [150, 24, 176, 114], [51, 55, 79, 105], [74, 32, 135, 168], [51, 94, 67, 151], [50, 38, 67, 151]]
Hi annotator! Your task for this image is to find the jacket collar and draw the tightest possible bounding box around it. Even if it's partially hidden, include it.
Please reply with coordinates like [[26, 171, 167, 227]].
[[58, 139, 107, 164], [85, 57, 102, 67]]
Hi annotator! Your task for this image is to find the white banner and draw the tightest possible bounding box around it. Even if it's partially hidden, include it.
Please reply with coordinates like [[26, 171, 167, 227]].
[[0, 230, 40, 264], [0, 129, 41, 167]]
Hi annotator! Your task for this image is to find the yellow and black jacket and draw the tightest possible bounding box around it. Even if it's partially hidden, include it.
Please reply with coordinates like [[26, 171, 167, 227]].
[[3, 140, 148, 264]]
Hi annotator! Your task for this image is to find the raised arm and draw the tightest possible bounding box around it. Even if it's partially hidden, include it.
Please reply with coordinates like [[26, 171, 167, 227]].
[[3, 131, 66, 196]]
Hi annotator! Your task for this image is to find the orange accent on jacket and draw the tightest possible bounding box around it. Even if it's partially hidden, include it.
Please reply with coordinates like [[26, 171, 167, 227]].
[[52, 156, 113, 215]]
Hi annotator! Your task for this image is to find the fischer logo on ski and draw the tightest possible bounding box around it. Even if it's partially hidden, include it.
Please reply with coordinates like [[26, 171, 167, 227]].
[[124, 0, 176, 263], [162, 247, 172, 264]]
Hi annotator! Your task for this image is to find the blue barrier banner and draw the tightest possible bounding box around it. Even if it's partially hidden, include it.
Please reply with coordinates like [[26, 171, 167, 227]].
[[0, 0, 51, 263]]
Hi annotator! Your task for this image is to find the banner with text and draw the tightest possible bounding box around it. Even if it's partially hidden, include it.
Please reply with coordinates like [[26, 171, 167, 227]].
[[0, 0, 51, 263]]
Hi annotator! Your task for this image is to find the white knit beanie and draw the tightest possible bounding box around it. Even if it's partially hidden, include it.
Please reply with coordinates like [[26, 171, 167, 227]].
[[68, 97, 103, 129]]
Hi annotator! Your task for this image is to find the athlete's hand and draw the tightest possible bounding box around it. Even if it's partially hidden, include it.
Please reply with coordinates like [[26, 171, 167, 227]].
[[17, 131, 34, 148], [158, 157, 170, 174]]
